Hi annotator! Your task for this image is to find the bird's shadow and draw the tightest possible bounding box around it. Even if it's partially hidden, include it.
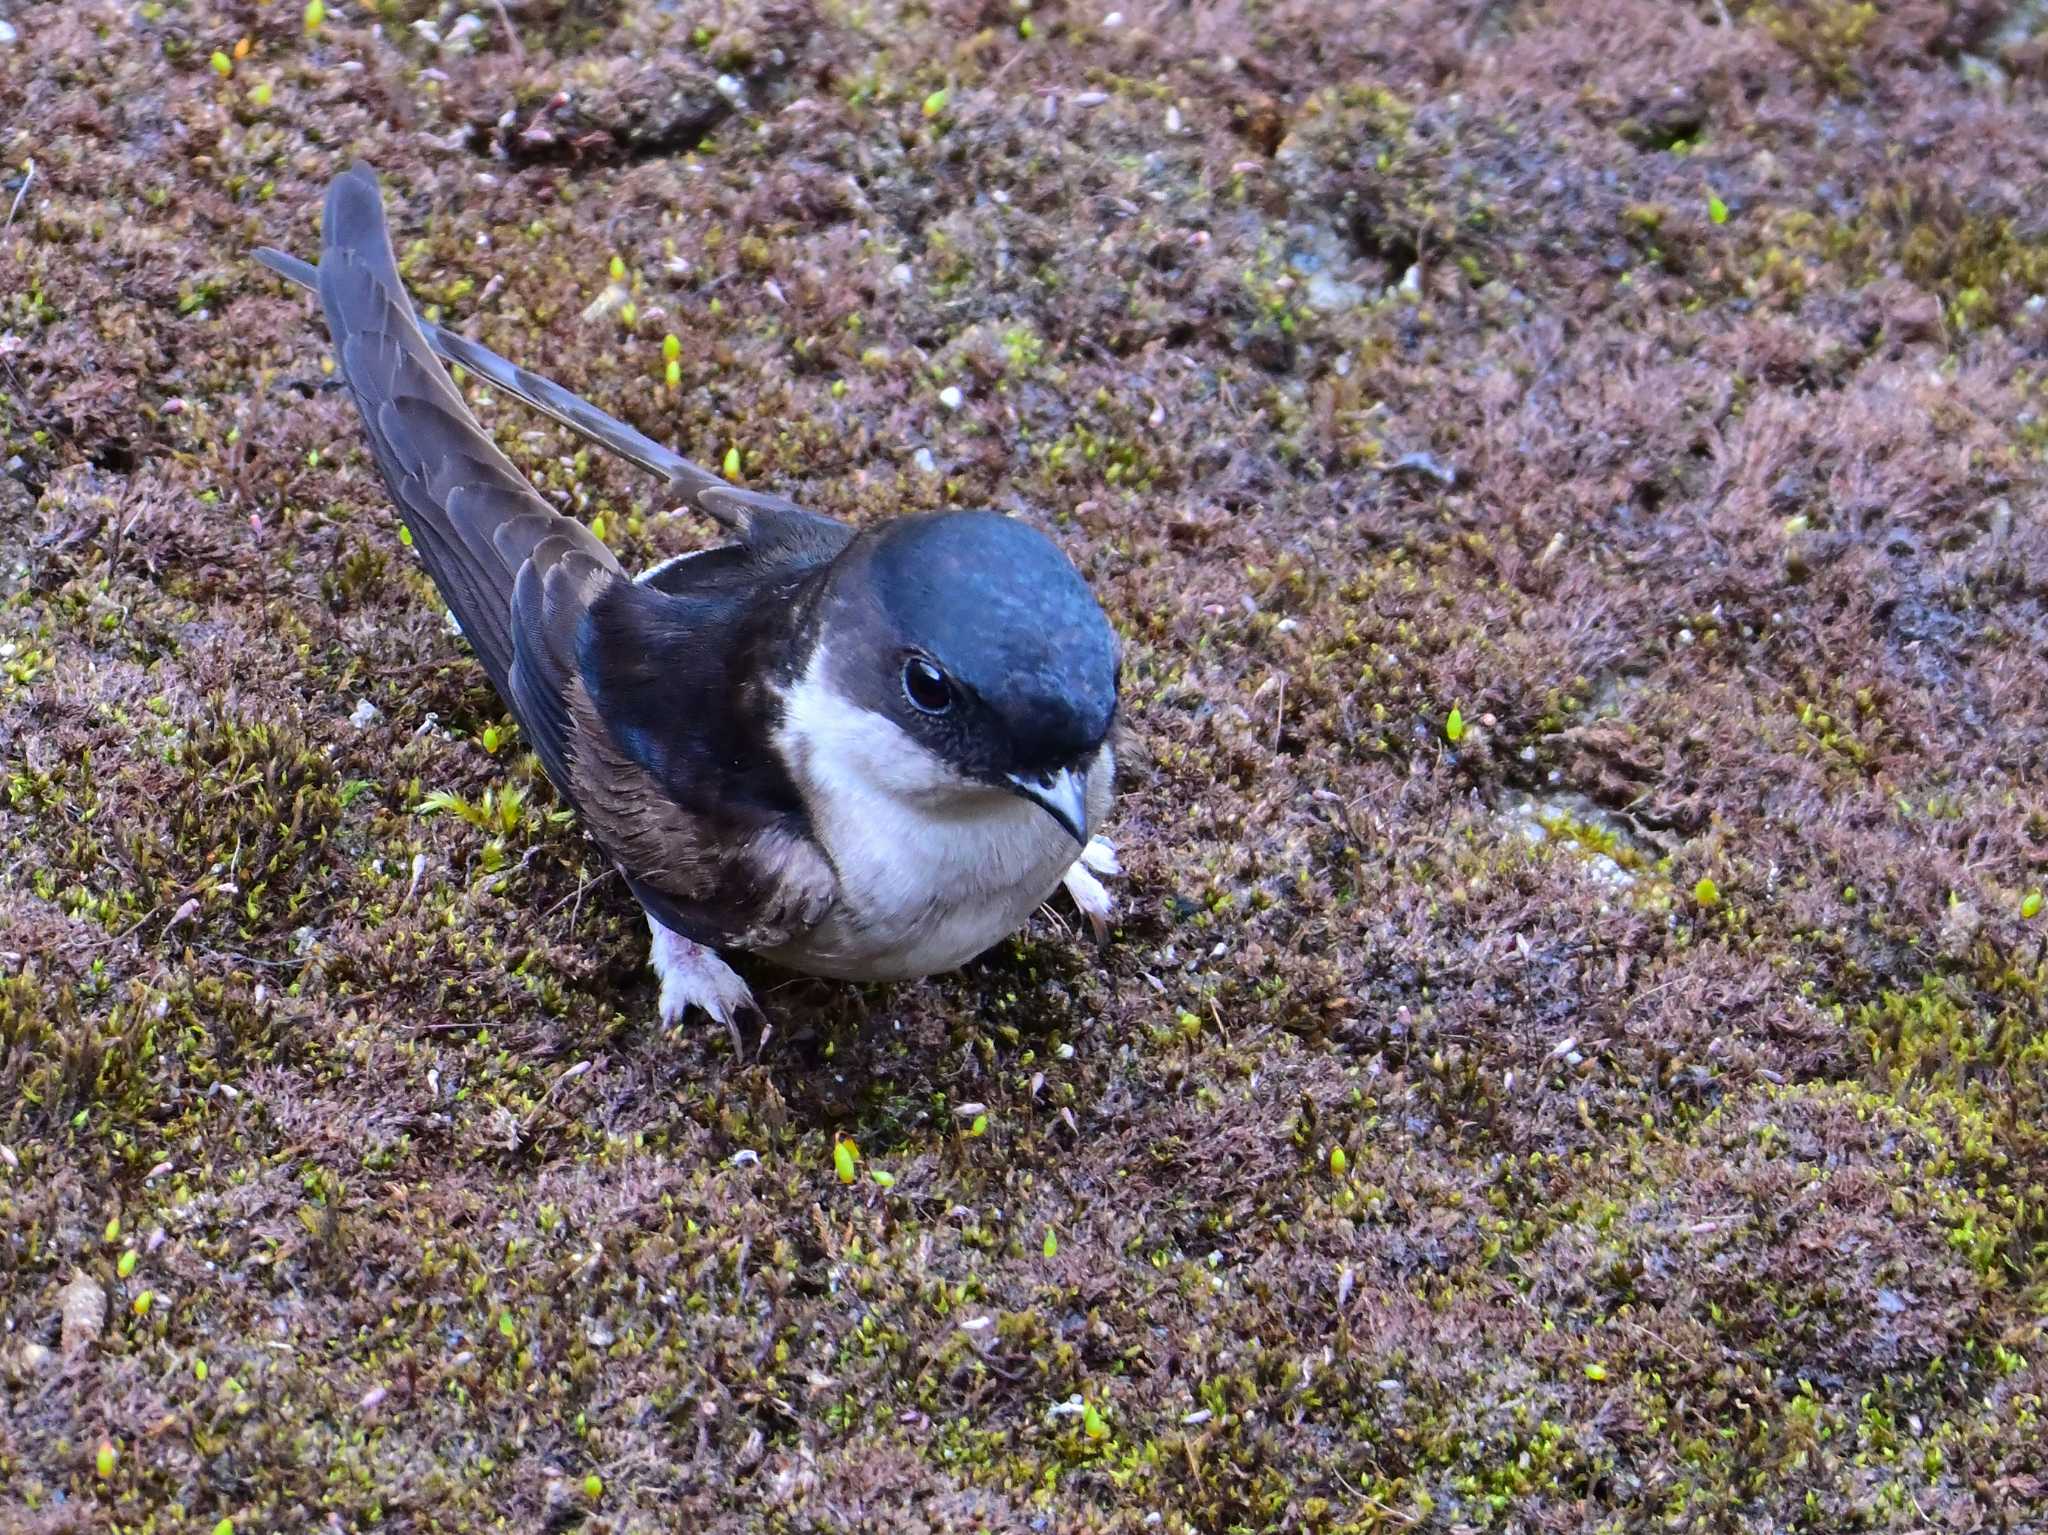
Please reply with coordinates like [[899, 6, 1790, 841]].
[[584, 910, 1125, 1130]]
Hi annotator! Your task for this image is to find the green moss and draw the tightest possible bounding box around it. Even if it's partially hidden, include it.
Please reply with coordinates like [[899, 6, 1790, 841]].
[[1752, 0, 1881, 93]]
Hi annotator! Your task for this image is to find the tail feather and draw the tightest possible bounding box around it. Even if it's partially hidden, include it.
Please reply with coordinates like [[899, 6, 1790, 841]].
[[257, 233, 850, 560], [258, 236, 725, 504]]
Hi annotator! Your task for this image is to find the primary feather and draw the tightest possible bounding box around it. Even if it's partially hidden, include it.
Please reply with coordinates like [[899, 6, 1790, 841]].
[[304, 164, 844, 949], [310, 164, 621, 713], [257, 235, 843, 555]]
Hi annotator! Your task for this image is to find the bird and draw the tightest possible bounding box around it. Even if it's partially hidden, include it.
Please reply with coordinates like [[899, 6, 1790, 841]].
[[255, 164, 1123, 1027]]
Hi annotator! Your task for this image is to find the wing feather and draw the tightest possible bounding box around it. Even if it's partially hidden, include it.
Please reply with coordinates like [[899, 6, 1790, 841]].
[[283, 163, 841, 946], [313, 163, 617, 715]]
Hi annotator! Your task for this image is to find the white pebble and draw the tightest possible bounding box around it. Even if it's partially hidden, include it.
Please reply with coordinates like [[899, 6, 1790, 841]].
[[913, 447, 937, 474], [938, 386, 964, 410]]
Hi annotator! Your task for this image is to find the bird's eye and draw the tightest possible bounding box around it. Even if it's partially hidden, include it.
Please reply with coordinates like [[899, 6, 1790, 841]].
[[902, 656, 953, 715]]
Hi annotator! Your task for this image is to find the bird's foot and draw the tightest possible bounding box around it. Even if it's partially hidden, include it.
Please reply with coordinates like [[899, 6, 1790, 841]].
[[647, 918, 759, 1030], [1060, 836, 1122, 943]]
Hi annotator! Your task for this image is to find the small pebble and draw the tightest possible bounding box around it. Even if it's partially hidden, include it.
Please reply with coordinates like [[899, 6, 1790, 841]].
[[912, 447, 937, 474], [13, 1341, 54, 1376], [60, 1270, 106, 1354], [349, 698, 383, 729], [938, 386, 963, 411]]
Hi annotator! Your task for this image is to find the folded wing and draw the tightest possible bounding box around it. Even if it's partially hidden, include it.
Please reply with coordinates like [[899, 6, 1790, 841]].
[[302, 163, 838, 946]]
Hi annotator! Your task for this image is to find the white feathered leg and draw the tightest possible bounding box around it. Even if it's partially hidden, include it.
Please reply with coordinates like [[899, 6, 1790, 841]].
[[648, 916, 758, 1026], [1059, 836, 1122, 942]]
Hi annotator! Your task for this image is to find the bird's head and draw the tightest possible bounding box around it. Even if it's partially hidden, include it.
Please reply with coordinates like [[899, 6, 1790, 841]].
[[795, 511, 1119, 843]]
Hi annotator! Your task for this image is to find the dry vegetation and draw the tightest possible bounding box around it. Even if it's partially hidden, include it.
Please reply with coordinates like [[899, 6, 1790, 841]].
[[4, 0, 2048, 1529]]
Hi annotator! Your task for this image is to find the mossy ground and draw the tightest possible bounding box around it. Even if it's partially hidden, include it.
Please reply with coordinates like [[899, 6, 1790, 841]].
[[5, 0, 2048, 1529]]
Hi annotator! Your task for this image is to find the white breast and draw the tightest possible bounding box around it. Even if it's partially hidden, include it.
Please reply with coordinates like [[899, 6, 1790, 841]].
[[766, 657, 1111, 981]]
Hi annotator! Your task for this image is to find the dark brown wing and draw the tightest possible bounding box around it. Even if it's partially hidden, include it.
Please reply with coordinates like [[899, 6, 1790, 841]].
[[312, 163, 619, 710], [301, 163, 841, 945]]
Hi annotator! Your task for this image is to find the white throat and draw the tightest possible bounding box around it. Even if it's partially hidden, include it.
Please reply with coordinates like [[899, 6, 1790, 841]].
[[768, 650, 1110, 980]]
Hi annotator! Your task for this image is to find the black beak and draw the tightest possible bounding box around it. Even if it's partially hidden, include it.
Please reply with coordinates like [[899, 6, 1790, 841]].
[[1006, 766, 1088, 845]]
